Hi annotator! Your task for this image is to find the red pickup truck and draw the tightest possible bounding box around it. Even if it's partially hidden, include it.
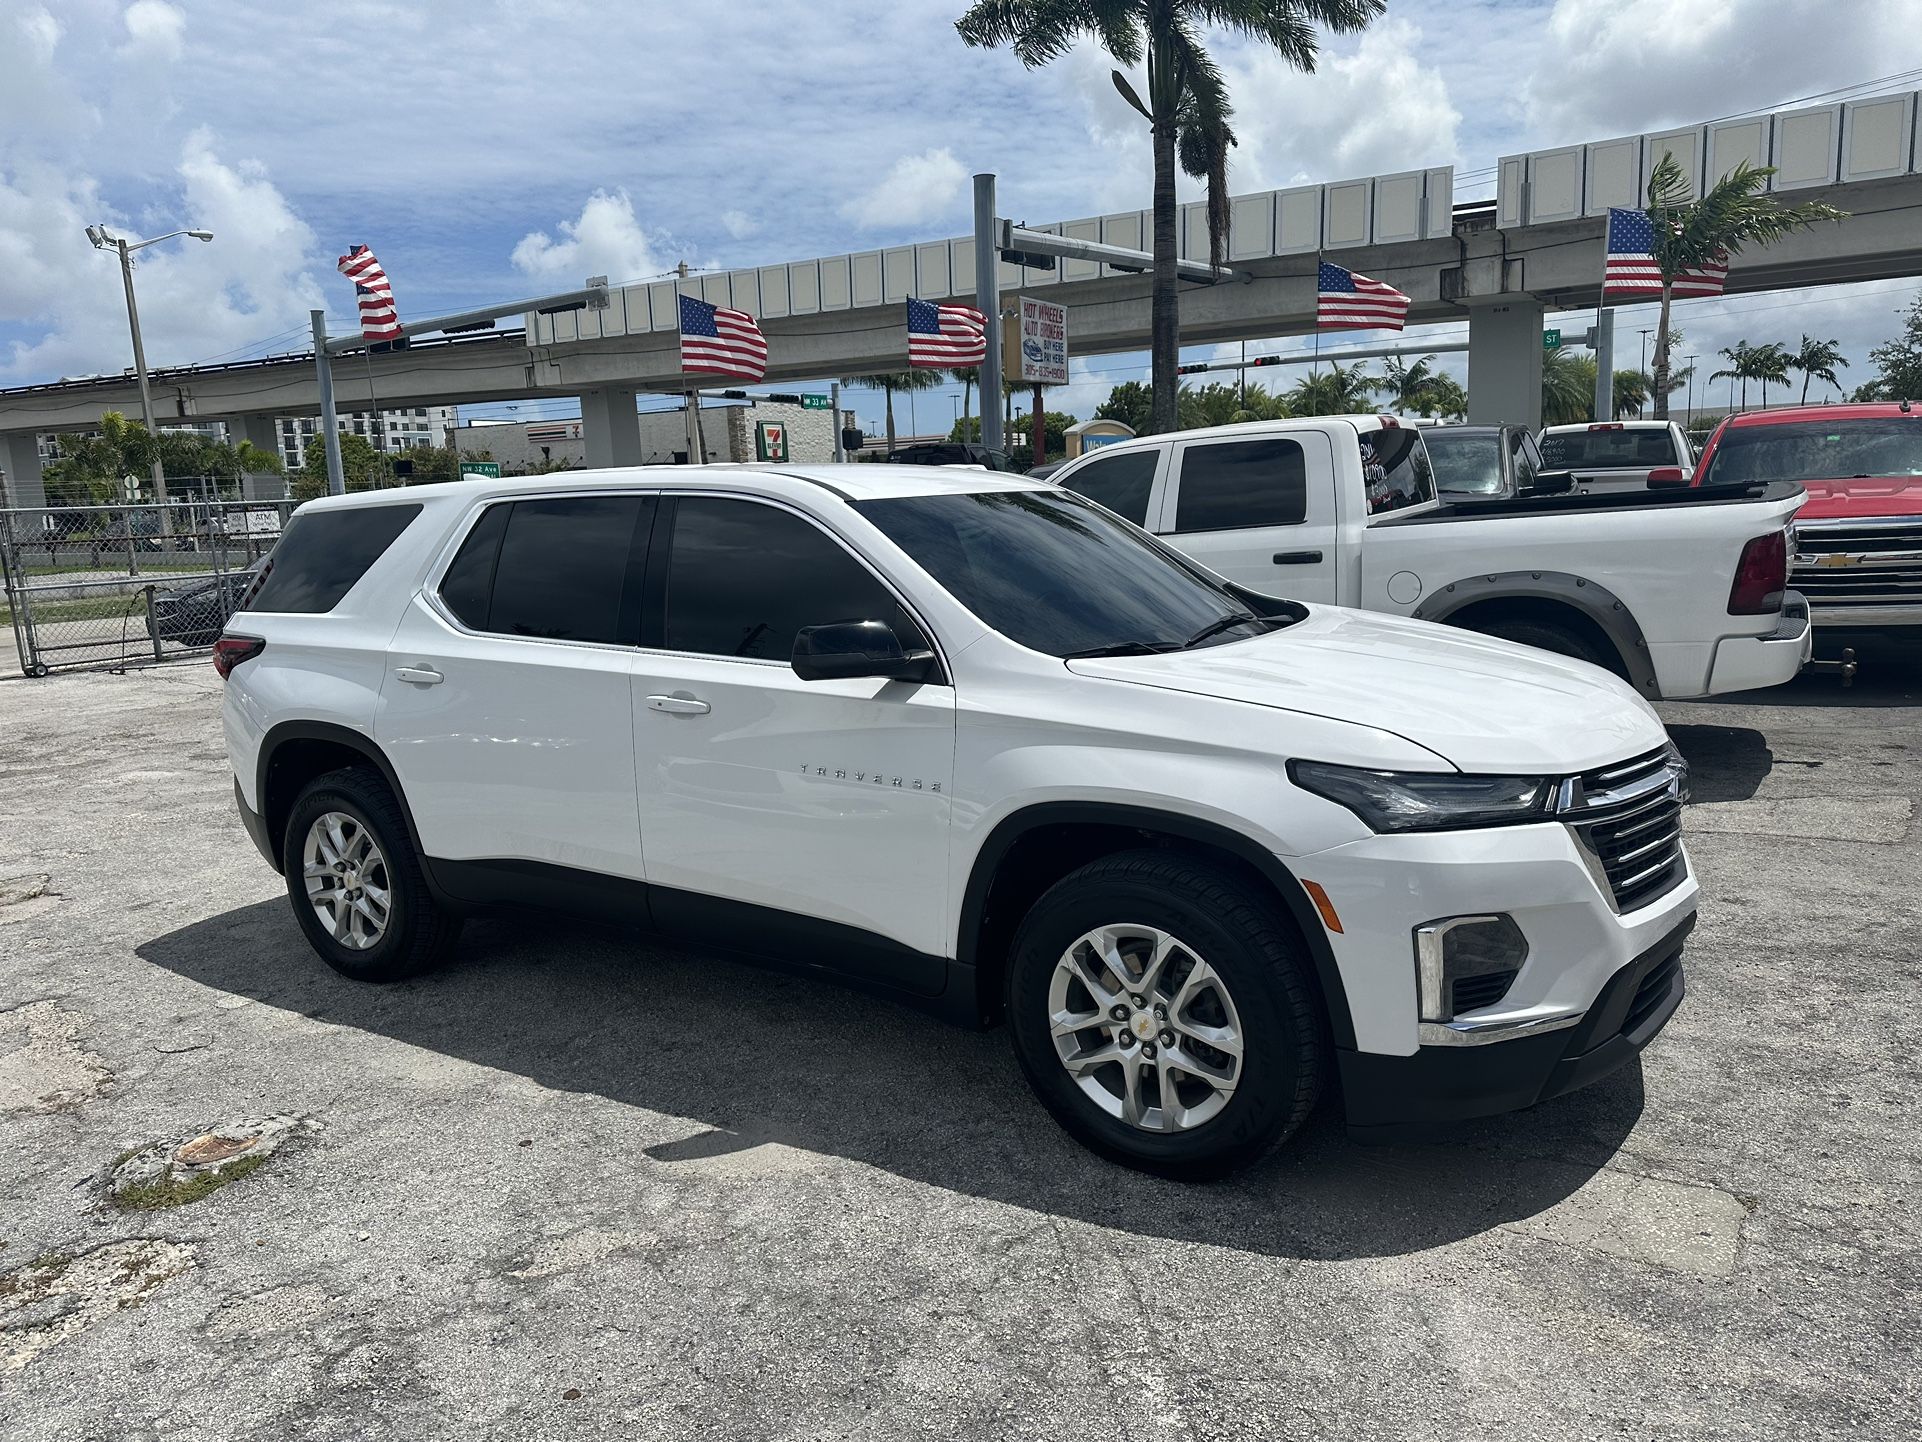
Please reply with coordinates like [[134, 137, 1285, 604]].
[[1693, 403, 1922, 633]]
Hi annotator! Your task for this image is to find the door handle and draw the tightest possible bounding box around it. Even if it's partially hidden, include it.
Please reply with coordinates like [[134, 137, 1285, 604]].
[[394, 665, 443, 685], [646, 694, 711, 716], [1272, 550, 1324, 565]]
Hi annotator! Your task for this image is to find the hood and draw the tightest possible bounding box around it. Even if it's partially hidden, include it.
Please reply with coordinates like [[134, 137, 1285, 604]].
[[1065, 606, 1665, 774], [1797, 476, 1922, 521]]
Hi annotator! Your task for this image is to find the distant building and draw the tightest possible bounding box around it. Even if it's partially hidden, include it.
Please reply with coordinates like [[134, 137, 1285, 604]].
[[453, 398, 853, 473], [276, 406, 458, 469]]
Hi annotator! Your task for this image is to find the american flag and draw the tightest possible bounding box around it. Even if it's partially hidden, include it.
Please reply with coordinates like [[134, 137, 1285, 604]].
[[1317, 262, 1410, 331], [678, 293, 768, 380], [1603, 208, 1728, 300], [906, 297, 987, 367], [337, 245, 402, 341]]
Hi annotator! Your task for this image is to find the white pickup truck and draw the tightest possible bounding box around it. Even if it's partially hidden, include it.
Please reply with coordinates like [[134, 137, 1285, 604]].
[[1537, 420, 1694, 493], [1050, 416, 1810, 699]]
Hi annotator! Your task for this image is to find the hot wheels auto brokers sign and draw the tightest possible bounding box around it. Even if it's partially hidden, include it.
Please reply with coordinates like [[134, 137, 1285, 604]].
[[1012, 297, 1068, 385]]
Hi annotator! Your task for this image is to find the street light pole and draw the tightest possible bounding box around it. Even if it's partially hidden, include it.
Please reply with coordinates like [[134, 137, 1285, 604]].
[[86, 224, 213, 509]]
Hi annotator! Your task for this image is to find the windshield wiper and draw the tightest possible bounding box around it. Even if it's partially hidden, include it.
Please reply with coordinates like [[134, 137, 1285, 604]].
[[1179, 612, 1265, 649], [1063, 640, 1182, 659]]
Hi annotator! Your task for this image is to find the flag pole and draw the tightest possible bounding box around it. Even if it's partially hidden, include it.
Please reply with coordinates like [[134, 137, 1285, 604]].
[[312, 310, 345, 496], [682, 391, 701, 465]]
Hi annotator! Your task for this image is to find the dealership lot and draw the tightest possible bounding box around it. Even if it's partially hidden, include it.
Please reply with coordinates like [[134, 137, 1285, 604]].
[[1, 651, 1918, 1441]]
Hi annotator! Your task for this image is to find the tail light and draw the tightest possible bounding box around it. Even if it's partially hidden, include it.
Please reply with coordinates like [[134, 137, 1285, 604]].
[[1727, 531, 1788, 615], [212, 635, 265, 678]]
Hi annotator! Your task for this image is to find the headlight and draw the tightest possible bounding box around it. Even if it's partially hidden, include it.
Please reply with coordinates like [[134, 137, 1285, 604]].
[[1288, 760, 1556, 833]]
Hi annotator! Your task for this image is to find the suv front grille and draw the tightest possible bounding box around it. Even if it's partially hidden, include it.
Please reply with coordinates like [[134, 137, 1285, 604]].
[[1793, 518, 1922, 612], [1560, 747, 1688, 913]]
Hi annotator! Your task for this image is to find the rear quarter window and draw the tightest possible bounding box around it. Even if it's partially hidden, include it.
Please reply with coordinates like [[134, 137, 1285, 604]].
[[1359, 428, 1434, 515], [243, 504, 421, 614]]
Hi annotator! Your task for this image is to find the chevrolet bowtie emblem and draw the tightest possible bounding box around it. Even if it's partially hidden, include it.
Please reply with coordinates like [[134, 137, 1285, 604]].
[[1814, 553, 1863, 567]]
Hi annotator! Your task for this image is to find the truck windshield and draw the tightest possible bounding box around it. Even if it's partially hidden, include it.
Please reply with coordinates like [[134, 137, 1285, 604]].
[[855, 489, 1284, 658], [1699, 418, 1922, 484], [1539, 428, 1680, 469], [1422, 431, 1506, 496]]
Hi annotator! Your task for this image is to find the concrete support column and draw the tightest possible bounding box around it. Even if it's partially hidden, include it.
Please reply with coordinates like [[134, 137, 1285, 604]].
[[1466, 296, 1546, 431], [228, 414, 288, 500], [0, 431, 47, 511], [580, 387, 643, 469]]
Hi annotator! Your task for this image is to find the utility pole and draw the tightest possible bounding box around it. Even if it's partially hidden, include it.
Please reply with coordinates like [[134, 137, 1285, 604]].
[[973, 173, 1003, 452], [1593, 309, 1616, 422], [312, 311, 346, 496], [1032, 384, 1045, 469], [831, 381, 845, 461], [112, 237, 169, 509], [1685, 354, 1699, 433]]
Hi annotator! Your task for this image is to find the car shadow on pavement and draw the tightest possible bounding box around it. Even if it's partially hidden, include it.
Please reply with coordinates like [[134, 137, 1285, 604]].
[[139, 899, 1647, 1262]]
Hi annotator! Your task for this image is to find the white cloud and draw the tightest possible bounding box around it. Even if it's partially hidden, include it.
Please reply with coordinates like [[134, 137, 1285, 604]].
[[1, 131, 325, 381], [121, 0, 184, 60], [1522, 0, 1922, 142], [510, 190, 672, 284], [720, 209, 758, 240], [19, 3, 59, 59], [841, 148, 967, 229]]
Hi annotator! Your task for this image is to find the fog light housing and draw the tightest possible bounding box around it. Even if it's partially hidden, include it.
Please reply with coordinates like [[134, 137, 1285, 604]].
[[1415, 915, 1529, 1022]]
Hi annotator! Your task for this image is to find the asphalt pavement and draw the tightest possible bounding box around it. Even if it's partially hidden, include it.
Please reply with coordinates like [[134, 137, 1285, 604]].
[[0, 646, 1917, 1440]]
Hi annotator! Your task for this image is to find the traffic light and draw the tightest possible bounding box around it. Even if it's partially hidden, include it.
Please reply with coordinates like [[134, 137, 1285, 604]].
[[1177, 362, 1210, 375], [1250, 355, 1282, 366], [841, 428, 865, 452]]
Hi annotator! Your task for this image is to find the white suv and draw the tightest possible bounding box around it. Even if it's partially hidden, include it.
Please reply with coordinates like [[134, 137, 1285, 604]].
[[218, 465, 1696, 1176]]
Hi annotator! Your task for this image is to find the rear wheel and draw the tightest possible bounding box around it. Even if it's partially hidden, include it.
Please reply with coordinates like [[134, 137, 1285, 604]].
[[283, 767, 459, 981], [1464, 616, 1621, 676], [1007, 850, 1324, 1179]]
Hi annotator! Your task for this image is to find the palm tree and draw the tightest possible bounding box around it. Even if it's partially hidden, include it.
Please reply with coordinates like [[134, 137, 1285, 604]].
[[1788, 333, 1848, 404], [1613, 369, 1652, 419], [1286, 361, 1377, 416], [839, 370, 943, 451], [1425, 374, 1468, 420], [950, 366, 981, 440], [1751, 341, 1791, 408], [956, 0, 1384, 435], [1378, 354, 1441, 415], [1709, 342, 1757, 410], [1642, 153, 1844, 419], [1541, 346, 1594, 425]]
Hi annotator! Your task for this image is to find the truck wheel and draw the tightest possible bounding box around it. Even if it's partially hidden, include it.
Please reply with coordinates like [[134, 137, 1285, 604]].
[[1006, 850, 1324, 1179], [1467, 617, 1620, 677], [283, 767, 459, 982]]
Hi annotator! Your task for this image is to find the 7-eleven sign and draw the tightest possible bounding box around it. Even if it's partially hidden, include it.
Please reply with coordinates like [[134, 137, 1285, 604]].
[[756, 420, 788, 461]]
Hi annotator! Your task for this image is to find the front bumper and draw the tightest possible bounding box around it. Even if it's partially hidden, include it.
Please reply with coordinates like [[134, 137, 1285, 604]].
[[1339, 914, 1690, 1137], [1705, 591, 1812, 693]]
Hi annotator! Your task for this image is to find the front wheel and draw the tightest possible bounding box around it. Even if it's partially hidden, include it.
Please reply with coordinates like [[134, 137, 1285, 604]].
[[283, 767, 459, 982], [1007, 851, 1325, 1179]]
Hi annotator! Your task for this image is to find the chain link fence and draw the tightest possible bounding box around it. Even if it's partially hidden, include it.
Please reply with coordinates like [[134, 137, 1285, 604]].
[[2, 495, 292, 676]]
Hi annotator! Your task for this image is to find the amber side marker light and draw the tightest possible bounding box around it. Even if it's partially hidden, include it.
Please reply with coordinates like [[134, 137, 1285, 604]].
[[1301, 880, 1344, 934]]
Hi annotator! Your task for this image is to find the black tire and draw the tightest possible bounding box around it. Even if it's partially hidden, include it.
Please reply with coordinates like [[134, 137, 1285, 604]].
[[1466, 617, 1621, 677], [282, 766, 459, 982], [1006, 850, 1325, 1180]]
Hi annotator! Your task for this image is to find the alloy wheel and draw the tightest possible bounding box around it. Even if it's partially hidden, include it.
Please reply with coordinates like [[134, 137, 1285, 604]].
[[301, 811, 392, 951], [1047, 923, 1244, 1132]]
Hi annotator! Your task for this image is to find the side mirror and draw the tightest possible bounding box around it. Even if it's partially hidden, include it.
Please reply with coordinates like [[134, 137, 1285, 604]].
[[1528, 469, 1575, 496], [792, 620, 936, 683], [1646, 466, 1687, 488]]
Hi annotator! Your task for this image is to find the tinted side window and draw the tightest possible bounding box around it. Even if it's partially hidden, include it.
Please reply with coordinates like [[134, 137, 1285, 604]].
[[245, 504, 421, 614], [1062, 449, 1158, 526], [483, 496, 650, 644], [437, 503, 508, 629], [664, 498, 924, 661], [1512, 431, 1541, 492], [1360, 428, 1435, 515], [1173, 439, 1306, 532]]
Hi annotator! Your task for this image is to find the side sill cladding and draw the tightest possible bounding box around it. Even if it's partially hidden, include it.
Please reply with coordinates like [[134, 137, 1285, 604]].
[[1412, 571, 1660, 697], [958, 802, 1359, 1051]]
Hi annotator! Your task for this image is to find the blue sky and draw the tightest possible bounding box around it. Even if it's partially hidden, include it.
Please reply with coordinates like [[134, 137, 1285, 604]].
[[5, 0, 1922, 436]]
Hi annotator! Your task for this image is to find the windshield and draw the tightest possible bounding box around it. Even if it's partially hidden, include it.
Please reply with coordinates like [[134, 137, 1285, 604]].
[[1422, 431, 1506, 495], [1699, 418, 1922, 484], [855, 488, 1280, 658], [1539, 428, 1681, 470]]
